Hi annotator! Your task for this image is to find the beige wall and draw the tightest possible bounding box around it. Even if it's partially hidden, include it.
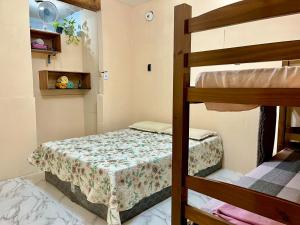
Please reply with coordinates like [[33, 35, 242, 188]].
[[100, 0, 135, 132], [32, 36, 85, 144], [32, 10, 100, 144], [0, 0, 37, 179], [129, 0, 300, 173], [1, 0, 299, 180], [82, 10, 101, 136]]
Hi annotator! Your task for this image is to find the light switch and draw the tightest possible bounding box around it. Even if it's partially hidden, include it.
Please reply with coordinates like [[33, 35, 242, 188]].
[[148, 64, 152, 72], [101, 71, 109, 80]]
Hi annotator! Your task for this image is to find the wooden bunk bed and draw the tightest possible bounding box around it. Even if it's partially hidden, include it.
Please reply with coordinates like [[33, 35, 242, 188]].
[[172, 1, 300, 225]]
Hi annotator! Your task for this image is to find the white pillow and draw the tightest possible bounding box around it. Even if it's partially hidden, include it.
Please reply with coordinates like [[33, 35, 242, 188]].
[[129, 121, 171, 133], [162, 127, 217, 141]]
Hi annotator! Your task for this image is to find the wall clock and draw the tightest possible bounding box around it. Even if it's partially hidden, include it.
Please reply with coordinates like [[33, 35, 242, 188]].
[[145, 11, 154, 22]]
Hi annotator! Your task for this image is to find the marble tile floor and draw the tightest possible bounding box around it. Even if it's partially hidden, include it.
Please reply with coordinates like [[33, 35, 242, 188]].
[[0, 169, 242, 225]]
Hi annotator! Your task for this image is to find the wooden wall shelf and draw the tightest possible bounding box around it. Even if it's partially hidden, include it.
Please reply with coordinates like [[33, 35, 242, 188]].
[[30, 29, 61, 54], [40, 89, 90, 96], [39, 70, 91, 95]]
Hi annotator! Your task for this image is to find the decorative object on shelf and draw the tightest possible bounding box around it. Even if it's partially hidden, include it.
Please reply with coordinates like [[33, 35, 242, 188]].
[[31, 38, 48, 50], [30, 29, 61, 53], [37, 1, 58, 31], [56, 76, 69, 89], [30, 29, 62, 64], [62, 18, 81, 45], [33, 38, 45, 45], [52, 21, 64, 34], [56, 82, 67, 89], [57, 76, 69, 84], [67, 81, 75, 89], [39, 70, 91, 95]]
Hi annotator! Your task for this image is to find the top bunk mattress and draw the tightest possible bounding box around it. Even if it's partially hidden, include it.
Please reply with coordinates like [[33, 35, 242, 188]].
[[196, 66, 300, 111], [28, 128, 223, 224]]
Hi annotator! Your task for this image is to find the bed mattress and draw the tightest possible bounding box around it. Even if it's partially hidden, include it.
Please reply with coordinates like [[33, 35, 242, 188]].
[[29, 128, 223, 225], [196, 66, 300, 111], [45, 162, 221, 223], [201, 148, 300, 214]]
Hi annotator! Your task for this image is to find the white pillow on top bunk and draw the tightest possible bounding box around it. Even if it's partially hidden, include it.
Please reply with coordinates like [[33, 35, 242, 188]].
[[129, 121, 171, 133], [162, 128, 217, 141]]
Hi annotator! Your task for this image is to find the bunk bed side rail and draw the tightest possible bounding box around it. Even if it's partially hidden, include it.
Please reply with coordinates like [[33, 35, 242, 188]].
[[186, 175, 300, 224], [188, 40, 300, 67], [188, 0, 300, 33], [187, 88, 300, 106]]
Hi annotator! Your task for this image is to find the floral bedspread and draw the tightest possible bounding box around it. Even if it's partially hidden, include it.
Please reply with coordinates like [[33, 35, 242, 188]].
[[29, 129, 223, 225]]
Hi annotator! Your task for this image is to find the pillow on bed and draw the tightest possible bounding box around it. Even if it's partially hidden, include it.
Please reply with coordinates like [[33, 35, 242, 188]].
[[129, 121, 171, 133], [162, 127, 217, 141]]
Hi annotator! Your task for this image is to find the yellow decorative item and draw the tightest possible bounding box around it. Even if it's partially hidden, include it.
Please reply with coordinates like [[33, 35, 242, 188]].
[[56, 82, 67, 89], [57, 76, 69, 84], [56, 76, 69, 89]]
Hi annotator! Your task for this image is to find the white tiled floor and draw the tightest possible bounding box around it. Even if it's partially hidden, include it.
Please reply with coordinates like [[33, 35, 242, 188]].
[[17, 169, 242, 225]]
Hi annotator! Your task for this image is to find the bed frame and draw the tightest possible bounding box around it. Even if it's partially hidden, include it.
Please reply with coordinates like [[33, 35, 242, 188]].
[[45, 155, 222, 223], [45, 159, 222, 223], [172, 1, 300, 224]]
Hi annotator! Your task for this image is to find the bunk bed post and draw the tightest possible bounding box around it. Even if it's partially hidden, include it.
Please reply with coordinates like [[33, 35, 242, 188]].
[[172, 4, 191, 225], [277, 106, 287, 151], [277, 61, 292, 151]]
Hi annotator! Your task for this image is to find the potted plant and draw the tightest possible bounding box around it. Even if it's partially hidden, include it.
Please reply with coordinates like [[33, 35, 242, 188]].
[[52, 20, 63, 34], [62, 18, 80, 45]]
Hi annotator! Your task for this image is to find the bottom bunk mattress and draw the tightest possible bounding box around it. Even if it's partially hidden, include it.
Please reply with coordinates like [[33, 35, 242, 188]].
[[29, 128, 223, 225], [201, 148, 300, 224]]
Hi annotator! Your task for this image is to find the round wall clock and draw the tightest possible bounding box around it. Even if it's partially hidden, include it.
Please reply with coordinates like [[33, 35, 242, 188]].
[[145, 11, 154, 22]]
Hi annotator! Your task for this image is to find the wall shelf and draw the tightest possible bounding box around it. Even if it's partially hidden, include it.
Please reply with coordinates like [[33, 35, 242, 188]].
[[40, 89, 90, 96], [30, 29, 61, 54], [31, 49, 59, 55], [39, 70, 91, 96]]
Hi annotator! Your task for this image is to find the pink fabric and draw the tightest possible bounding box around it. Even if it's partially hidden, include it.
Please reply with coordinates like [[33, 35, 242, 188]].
[[213, 204, 285, 225], [196, 66, 300, 112], [31, 43, 48, 50]]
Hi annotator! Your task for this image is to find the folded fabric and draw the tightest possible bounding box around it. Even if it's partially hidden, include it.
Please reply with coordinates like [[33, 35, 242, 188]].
[[196, 66, 300, 112], [213, 204, 284, 225], [31, 43, 48, 50]]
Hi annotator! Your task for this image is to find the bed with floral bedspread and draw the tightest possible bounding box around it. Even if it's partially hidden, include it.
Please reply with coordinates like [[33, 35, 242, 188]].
[[29, 128, 223, 225]]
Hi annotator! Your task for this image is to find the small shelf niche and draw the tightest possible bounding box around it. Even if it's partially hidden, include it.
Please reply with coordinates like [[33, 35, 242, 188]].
[[39, 70, 91, 96], [30, 29, 62, 54]]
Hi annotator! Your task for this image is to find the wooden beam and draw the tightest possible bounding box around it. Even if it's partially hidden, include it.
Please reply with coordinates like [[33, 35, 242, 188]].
[[188, 0, 300, 33], [285, 59, 300, 66], [286, 133, 300, 141], [60, 0, 100, 11], [287, 127, 300, 134], [188, 88, 300, 107], [188, 40, 300, 67], [186, 175, 300, 224], [185, 205, 231, 225], [172, 4, 191, 225], [277, 107, 287, 151]]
